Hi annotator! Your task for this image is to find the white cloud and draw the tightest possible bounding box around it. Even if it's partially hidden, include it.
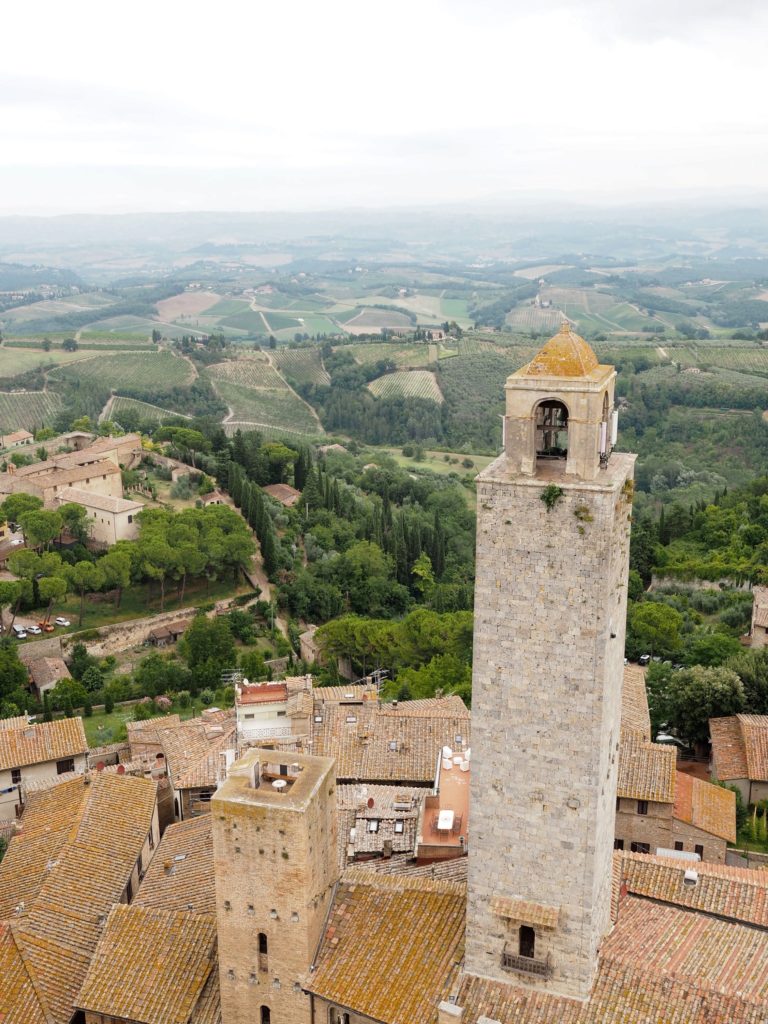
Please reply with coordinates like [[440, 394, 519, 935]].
[[0, 0, 766, 212]]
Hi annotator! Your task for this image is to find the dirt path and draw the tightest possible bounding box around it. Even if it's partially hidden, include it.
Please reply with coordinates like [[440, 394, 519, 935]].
[[264, 351, 325, 433], [657, 346, 669, 359]]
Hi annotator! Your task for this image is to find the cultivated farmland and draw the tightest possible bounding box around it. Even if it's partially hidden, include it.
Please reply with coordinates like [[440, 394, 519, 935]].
[[0, 391, 62, 432], [49, 351, 195, 391], [207, 355, 287, 390], [345, 343, 434, 368], [0, 346, 93, 377], [368, 370, 444, 404], [155, 291, 222, 321], [206, 354, 323, 435], [107, 396, 190, 424], [273, 348, 330, 385], [506, 306, 565, 333]]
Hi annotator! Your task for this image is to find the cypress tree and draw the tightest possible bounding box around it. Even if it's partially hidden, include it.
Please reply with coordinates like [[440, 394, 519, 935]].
[[43, 691, 53, 723], [261, 524, 279, 578]]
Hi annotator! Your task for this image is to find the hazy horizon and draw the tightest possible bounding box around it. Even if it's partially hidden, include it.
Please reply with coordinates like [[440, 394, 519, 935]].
[[2, 0, 767, 216]]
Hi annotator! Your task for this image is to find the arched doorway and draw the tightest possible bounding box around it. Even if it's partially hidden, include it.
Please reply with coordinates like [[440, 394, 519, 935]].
[[535, 400, 569, 461]]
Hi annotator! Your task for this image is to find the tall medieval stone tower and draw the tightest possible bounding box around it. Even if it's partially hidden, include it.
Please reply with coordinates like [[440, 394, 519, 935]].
[[212, 748, 339, 1024], [465, 324, 635, 1000]]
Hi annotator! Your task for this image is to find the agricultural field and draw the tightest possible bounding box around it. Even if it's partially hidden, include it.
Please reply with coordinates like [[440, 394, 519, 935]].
[[214, 380, 323, 435], [49, 351, 195, 391], [260, 311, 307, 332], [155, 290, 222, 320], [345, 342, 435, 368], [671, 344, 768, 373], [0, 292, 114, 325], [219, 310, 270, 333], [506, 305, 565, 334], [0, 391, 62, 432], [205, 298, 252, 317], [0, 345, 93, 377], [546, 287, 654, 333], [368, 370, 444, 404], [206, 354, 323, 435], [273, 347, 330, 385], [513, 264, 572, 280], [107, 396, 190, 424], [441, 297, 470, 321], [207, 355, 287, 390], [343, 308, 413, 332]]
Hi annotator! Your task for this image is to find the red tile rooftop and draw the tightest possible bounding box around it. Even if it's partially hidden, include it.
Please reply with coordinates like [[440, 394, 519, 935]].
[[236, 682, 288, 705]]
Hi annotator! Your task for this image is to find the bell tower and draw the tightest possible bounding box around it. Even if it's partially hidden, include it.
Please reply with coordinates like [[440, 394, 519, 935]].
[[465, 324, 635, 1000]]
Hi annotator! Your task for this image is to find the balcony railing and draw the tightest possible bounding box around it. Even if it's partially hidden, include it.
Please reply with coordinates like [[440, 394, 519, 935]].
[[238, 723, 294, 739], [501, 948, 552, 978]]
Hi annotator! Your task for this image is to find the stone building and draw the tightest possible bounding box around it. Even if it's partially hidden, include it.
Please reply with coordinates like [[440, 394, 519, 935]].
[[465, 324, 635, 999], [211, 748, 339, 1024], [0, 716, 89, 818], [710, 713, 768, 804]]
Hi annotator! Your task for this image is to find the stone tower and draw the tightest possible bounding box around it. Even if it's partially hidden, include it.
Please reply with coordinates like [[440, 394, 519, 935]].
[[465, 324, 635, 1000], [212, 748, 339, 1024]]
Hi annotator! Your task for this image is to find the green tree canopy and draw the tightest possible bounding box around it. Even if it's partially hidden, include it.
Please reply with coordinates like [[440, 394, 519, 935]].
[[666, 665, 745, 747]]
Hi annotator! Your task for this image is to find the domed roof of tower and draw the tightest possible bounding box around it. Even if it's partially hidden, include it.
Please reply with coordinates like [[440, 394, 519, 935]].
[[520, 322, 600, 377]]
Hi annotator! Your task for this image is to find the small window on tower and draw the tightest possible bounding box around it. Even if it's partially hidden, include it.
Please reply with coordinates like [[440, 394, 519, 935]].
[[519, 925, 536, 959], [368, 819, 380, 833], [535, 400, 569, 460], [637, 800, 648, 816]]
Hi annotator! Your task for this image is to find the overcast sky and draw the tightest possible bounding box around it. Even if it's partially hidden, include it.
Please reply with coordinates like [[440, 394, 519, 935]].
[[1, 0, 766, 214]]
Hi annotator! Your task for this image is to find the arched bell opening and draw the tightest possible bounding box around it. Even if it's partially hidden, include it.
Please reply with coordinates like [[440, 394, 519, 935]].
[[534, 399, 569, 463]]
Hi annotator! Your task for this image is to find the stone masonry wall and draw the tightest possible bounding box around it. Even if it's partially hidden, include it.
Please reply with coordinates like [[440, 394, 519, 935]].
[[212, 761, 339, 1024], [465, 452, 634, 1001]]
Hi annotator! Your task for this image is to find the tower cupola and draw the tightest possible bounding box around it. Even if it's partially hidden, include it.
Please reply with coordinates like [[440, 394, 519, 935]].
[[503, 322, 617, 480]]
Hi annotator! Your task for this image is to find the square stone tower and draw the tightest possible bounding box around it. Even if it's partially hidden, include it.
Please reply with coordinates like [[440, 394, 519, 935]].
[[212, 748, 339, 1024], [465, 324, 635, 1000]]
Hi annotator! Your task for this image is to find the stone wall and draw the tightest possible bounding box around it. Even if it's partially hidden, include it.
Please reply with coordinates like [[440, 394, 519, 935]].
[[615, 799, 727, 863], [212, 751, 339, 1024], [465, 453, 634, 1001]]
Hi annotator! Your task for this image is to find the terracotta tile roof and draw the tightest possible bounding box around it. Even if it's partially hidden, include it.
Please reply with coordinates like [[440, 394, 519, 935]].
[[312, 683, 377, 702], [237, 681, 288, 704], [263, 482, 301, 505], [307, 873, 465, 1024], [516, 323, 600, 379], [311, 695, 470, 783], [0, 922, 49, 1024], [738, 714, 768, 780], [3, 773, 157, 1024], [55, 485, 144, 515], [126, 712, 182, 750], [0, 715, 29, 730], [77, 905, 216, 1024], [710, 715, 749, 779], [26, 657, 71, 689], [711, 714, 768, 781], [673, 770, 736, 842], [162, 719, 236, 790], [189, 960, 221, 1024], [489, 896, 559, 929], [32, 459, 121, 489], [620, 664, 651, 740], [602, 895, 768, 1008], [135, 815, 215, 915], [0, 717, 88, 772], [617, 733, 676, 803], [361, 853, 469, 882], [617, 851, 768, 927], [0, 778, 88, 919]]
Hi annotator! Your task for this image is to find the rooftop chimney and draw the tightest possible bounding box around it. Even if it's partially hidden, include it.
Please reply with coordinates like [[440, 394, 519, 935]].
[[437, 1001, 464, 1024]]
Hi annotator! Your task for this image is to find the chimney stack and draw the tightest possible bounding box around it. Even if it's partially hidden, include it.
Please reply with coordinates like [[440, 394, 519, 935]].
[[437, 1001, 464, 1024]]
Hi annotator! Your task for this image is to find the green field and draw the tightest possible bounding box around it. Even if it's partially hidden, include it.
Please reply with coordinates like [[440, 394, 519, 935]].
[[0, 391, 62, 432], [273, 347, 331, 385], [207, 355, 287, 390], [49, 351, 195, 391], [214, 381, 323, 434], [0, 345, 93, 377], [108, 396, 190, 424], [205, 298, 252, 316], [506, 306, 565, 333], [0, 292, 114, 324], [220, 310, 270, 333], [345, 342, 434, 368], [368, 370, 444, 404]]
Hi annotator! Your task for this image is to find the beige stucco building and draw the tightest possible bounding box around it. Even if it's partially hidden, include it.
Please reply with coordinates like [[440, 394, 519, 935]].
[[748, 586, 768, 647], [0, 716, 89, 818], [55, 485, 143, 545]]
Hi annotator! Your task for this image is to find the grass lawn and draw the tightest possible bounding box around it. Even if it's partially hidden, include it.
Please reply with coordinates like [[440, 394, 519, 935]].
[[35, 575, 254, 636]]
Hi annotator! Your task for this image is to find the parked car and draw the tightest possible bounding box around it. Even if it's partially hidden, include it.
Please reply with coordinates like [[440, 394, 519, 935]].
[[638, 654, 651, 666], [54, 617, 71, 627], [12, 627, 27, 639], [26, 625, 42, 635], [10, 538, 23, 546], [37, 622, 55, 633]]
